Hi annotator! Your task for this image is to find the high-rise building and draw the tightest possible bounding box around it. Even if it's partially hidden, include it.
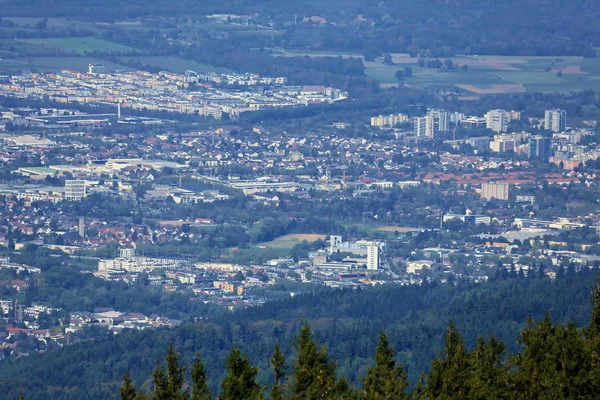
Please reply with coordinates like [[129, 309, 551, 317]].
[[425, 116, 440, 139], [415, 115, 440, 139], [485, 109, 509, 133], [367, 244, 380, 270], [544, 109, 567, 132], [528, 135, 552, 160], [414, 117, 427, 137], [481, 182, 509, 200], [428, 109, 450, 131], [120, 248, 136, 259], [65, 180, 86, 201], [78, 217, 85, 238]]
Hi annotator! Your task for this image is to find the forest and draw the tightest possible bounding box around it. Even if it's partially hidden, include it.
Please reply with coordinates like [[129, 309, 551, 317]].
[[0, 270, 598, 399], [1, 0, 598, 58]]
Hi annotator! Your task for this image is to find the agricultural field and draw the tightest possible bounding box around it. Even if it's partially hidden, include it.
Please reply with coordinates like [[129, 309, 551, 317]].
[[364, 54, 600, 94], [259, 233, 327, 249], [117, 56, 231, 74], [21, 37, 137, 54], [3, 17, 102, 32], [274, 49, 363, 59]]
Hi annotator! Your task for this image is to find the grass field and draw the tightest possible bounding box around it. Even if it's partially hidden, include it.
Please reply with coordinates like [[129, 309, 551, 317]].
[[117, 56, 231, 74], [260, 233, 327, 249], [22, 37, 137, 54], [374, 226, 424, 233], [364, 55, 600, 94], [278, 50, 600, 94]]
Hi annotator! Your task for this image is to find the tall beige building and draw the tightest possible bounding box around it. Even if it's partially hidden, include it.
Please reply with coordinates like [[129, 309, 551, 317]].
[[481, 182, 509, 200], [367, 244, 380, 270]]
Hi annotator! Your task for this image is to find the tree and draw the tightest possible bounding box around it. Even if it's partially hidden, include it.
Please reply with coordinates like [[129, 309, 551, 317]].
[[119, 373, 138, 400], [220, 347, 262, 400], [290, 321, 339, 399], [403, 67, 413, 78], [270, 344, 287, 400], [362, 332, 408, 400], [394, 70, 404, 81], [444, 59, 454, 70], [164, 344, 187, 399], [191, 353, 211, 400], [383, 53, 393, 65], [425, 322, 471, 398], [152, 362, 169, 400]]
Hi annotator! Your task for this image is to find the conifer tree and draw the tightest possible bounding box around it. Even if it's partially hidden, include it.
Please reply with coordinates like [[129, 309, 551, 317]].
[[425, 321, 471, 398], [290, 321, 339, 399], [586, 280, 600, 390], [362, 332, 408, 400], [191, 353, 211, 400], [164, 344, 188, 400], [220, 347, 262, 400], [270, 344, 286, 400], [152, 363, 169, 400], [120, 373, 138, 400], [469, 336, 507, 399]]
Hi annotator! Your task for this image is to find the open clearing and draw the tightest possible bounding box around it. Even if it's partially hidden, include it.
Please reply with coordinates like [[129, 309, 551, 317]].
[[117, 56, 231, 74], [260, 233, 327, 249], [329, 53, 600, 94], [374, 226, 423, 233]]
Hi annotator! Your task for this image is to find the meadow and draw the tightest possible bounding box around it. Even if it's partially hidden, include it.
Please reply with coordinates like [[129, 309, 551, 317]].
[[365, 54, 600, 94], [117, 56, 231, 74], [259, 233, 327, 250]]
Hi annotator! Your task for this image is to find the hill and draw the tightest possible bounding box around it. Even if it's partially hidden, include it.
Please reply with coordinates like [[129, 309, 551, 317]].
[[0, 271, 597, 399]]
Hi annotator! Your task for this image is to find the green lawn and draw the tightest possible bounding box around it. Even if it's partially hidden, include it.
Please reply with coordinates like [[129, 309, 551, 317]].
[[22, 37, 137, 54], [117, 56, 231, 74]]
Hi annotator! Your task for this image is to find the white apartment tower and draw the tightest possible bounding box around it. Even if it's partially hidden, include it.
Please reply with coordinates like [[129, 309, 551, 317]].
[[427, 109, 450, 131], [414, 116, 439, 139], [414, 117, 427, 137], [425, 116, 440, 139], [65, 180, 86, 201], [485, 109, 509, 133], [545, 109, 567, 132], [367, 244, 380, 270]]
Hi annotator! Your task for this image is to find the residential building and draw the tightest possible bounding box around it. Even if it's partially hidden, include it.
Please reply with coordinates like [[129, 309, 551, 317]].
[[64, 180, 86, 201], [370, 113, 409, 128], [485, 109, 509, 133], [427, 109, 450, 131], [425, 116, 440, 139], [528, 135, 552, 160], [466, 136, 491, 152], [545, 109, 567, 132], [414, 117, 427, 137], [367, 244, 379, 270], [120, 248, 135, 259], [481, 182, 509, 201]]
